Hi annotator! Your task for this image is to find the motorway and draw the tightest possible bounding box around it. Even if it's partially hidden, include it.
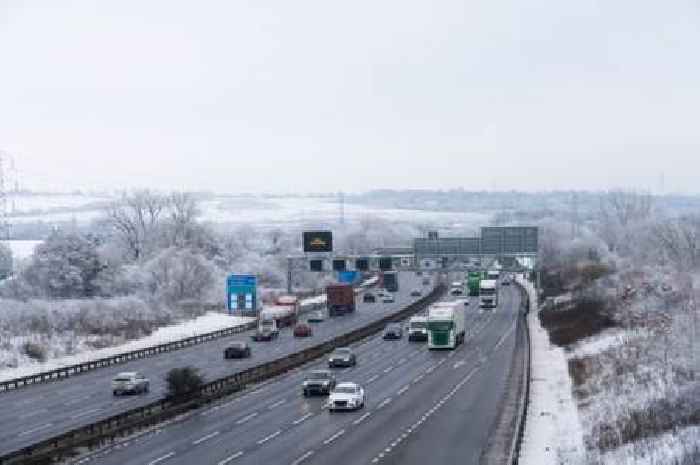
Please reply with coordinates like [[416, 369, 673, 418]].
[[0, 274, 427, 456], [77, 283, 523, 465]]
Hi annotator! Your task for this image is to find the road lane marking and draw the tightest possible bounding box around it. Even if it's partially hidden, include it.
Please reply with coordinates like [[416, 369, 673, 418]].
[[383, 367, 393, 373], [257, 430, 281, 445], [148, 452, 175, 465], [366, 374, 379, 384], [412, 374, 424, 384], [293, 413, 313, 425], [17, 423, 53, 437], [70, 408, 102, 420], [268, 399, 286, 410], [397, 385, 410, 396], [323, 429, 345, 445], [18, 409, 48, 420], [235, 412, 259, 424], [353, 412, 371, 425], [291, 451, 314, 465], [218, 451, 243, 465], [453, 360, 466, 369], [377, 397, 392, 409], [193, 431, 220, 445]]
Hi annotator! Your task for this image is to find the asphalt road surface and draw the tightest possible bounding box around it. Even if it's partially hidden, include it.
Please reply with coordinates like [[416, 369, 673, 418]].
[[79, 282, 522, 465], [0, 273, 429, 456]]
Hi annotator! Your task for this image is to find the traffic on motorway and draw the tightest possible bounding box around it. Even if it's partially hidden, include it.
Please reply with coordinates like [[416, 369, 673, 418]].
[[0, 273, 429, 456], [76, 271, 523, 465]]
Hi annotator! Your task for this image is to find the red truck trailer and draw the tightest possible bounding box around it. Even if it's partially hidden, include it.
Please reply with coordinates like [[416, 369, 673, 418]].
[[326, 283, 356, 317]]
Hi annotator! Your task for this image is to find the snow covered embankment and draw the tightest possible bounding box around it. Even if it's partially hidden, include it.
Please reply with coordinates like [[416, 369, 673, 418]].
[[517, 277, 585, 465], [0, 312, 254, 383]]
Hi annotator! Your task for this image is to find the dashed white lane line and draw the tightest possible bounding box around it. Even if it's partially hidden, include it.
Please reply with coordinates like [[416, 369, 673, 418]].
[[323, 429, 345, 445], [147, 451, 175, 465], [291, 450, 314, 465], [293, 413, 313, 425], [412, 374, 425, 384], [397, 385, 410, 395], [268, 399, 286, 410], [353, 412, 371, 425], [453, 360, 466, 369], [257, 430, 281, 445], [193, 431, 220, 445], [71, 407, 102, 420], [383, 367, 394, 374], [17, 423, 54, 437], [377, 397, 392, 409], [218, 451, 244, 465], [235, 412, 259, 425], [18, 409, 48, 420], [366, 374, 380, 384]]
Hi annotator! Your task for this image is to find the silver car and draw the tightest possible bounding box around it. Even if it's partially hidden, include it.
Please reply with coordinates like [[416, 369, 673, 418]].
[[112, 372, 150, 396], [328, 382, 365, 411]]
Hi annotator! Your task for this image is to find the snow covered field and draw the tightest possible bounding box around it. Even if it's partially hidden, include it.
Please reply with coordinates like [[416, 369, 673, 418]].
[[4, 193, 491, 230], [2, 240, 42, 261], [198, 196, 490, 229], [0, 312, 254, 382]]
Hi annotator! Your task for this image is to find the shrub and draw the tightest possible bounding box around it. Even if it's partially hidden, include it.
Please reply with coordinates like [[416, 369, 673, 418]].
[[22, 341, 47, 362], [165, 366, 204, 400], [539, 295, 618, 347]]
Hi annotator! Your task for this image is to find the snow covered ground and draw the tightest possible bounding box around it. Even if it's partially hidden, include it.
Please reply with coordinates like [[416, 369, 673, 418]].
[[0, 312, 254, 382], [5, 193, 491, 230], [198, 196, 490, 229], [6, 193, 110, 213], [2, 240, 42, 262], [518, 277, 585, 465]]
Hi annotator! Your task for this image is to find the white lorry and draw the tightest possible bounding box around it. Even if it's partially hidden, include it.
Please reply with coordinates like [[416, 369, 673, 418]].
[[427, 301, 465, 349], [407, 315, 429, 342], [479, 279, 498, 309]]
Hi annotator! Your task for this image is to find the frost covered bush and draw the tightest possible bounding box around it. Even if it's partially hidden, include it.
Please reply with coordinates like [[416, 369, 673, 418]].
[[22, 341, 47, 362], [0, 242, 12, 279]]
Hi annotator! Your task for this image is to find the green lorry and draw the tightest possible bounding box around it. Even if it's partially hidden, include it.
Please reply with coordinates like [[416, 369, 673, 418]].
[[467, 271, 484, 296]]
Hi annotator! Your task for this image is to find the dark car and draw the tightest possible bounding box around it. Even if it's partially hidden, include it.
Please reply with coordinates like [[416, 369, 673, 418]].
[[502, 279, 511, 286], [251, 328, 277, 342], [422, 278, 430, 286], [450, 288, 463, 296], [302, 370, 336, 396], [224, 341, 251, 359], [383, 323, 403, 340], [293, 322, 313, 338], [363, 293, 376, 303], [328, 347, 357, 368], [410, 289, 422, 297]]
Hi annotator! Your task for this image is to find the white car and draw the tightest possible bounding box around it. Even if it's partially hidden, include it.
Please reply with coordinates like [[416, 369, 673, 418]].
[[112, 372, 150, 396], [328, 382, 365, 411]]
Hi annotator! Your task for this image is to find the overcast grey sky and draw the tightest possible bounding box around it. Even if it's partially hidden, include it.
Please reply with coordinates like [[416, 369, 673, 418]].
[[1, 0, 698, 193]]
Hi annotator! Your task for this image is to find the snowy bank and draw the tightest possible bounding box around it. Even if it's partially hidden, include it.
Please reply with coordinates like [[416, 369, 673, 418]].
[[0, 312, 254, 382], [518, 277, 585, 465]]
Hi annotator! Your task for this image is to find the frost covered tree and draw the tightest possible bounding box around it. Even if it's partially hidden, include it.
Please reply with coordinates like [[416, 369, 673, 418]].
[[0, 242, 12, 279], [22, 231, 103, 298], [651, 215, 700, 270], [597, 190, 653, 255], [144, 247, 217, 304], [104, 190, 168, 260]]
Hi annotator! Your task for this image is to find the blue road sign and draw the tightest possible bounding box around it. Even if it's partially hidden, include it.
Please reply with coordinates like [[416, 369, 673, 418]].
[[227, 274, 257, 314], [338, 271, 359, 284]]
